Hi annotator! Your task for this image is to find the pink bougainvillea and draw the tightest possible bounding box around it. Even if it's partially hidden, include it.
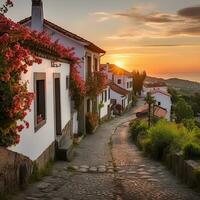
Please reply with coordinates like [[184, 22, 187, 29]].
[[86, 71, 107, 98], [0, 14, 85, 147]]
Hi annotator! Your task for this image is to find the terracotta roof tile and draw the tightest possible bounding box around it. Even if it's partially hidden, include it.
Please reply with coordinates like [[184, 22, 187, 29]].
[[154, 106, 167, 118], [110, 82, 129, 96], [135, 104, 167, 118]]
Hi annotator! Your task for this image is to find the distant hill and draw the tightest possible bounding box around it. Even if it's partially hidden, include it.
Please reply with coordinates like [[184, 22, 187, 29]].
[[146, 76, 200, 95]]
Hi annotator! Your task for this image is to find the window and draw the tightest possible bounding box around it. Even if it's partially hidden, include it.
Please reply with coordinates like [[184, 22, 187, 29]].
[[66, 75, 69, 89], [101, 92, 104, 102], [34, 73, 46, 132], [87, 99, 91, 113], [127, 82, 129, 88], [108, 88, 110, 99], [112, 74, 114, 81], [105, 90, 107, 102], [94, 58, 98, 71], [87, 56, 92, 77], [117, 79, 121, 84], [158, 102, 161, 106]]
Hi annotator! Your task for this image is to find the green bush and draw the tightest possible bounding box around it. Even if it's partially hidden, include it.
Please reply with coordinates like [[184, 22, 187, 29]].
[[129, 120, 148, 141], [142, 120, 179, 160], [182, 118, 197, 131], [131, 118, 200, 161], [183, 143, 200, 160]]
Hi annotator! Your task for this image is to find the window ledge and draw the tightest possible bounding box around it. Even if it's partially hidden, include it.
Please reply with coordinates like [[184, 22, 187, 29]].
[[35, 120, 46, 133]]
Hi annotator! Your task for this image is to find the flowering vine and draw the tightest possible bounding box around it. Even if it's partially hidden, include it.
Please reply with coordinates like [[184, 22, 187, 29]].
[[0, 13, 85, 147], [86, 71, 107, 99]]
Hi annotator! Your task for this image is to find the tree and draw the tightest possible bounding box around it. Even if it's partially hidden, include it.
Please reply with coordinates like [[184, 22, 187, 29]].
[[168, 88, 180, 104], [145, 92, 156, 127], [132, 70, 146, 95], [174, 98, 194, 123]]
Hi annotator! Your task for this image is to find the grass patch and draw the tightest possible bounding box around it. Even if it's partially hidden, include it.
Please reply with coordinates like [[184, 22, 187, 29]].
[[29, 160, 54, 184]]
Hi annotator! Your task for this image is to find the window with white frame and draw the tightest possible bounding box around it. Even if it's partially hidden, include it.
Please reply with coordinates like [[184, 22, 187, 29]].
[[34, 73, 46, 132]]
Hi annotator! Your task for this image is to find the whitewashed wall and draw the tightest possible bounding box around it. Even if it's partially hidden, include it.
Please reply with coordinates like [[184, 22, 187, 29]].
[[152, 92, 172, 121], [72, 111, 78, 134], [107, 73, 132, 91], [99, 87, 111, 119], [110, 89, 127, 107], [9, 58, 71, 161], [44, 25, 86, 80]]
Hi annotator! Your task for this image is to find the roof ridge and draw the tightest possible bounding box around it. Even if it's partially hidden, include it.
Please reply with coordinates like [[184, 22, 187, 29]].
[[18, 16, 105, 53]]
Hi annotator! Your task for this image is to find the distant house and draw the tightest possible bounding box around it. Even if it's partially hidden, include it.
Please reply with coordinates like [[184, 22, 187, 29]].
[[99, 80, 111, 120], [110, 82, 130, 111], [150, 90, 172, 121], [101, 63, 133, 110], [19, 0, 106, 134], [142, 82, 168, 97]]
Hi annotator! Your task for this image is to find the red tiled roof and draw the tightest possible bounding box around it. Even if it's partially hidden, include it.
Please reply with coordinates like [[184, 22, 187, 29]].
[[151, 90, 171, 97], [135, 104, 167, 118], [18, 17, 105, 54], [154, 106, 167, 118], [101, 64, 132, 77], [110, 82, 129, 96]]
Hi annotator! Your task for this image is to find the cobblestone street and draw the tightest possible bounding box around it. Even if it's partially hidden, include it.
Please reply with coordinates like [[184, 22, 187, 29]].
[[12, 101, 200, 200]]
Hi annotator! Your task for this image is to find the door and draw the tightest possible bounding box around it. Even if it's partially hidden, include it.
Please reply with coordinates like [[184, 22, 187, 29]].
[[54, 74, 62, 135]]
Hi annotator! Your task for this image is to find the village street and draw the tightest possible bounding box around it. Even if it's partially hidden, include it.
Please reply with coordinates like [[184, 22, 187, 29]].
[[12, 100, 200, 200]]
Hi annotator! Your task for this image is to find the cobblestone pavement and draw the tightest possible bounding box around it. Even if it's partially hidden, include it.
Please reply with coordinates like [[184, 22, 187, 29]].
[[11, 99, 200, 200], [112, 123, 200, 200]]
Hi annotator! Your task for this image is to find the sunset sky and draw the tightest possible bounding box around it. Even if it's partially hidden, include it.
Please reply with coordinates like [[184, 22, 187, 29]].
[[4, 0, 200, 81]]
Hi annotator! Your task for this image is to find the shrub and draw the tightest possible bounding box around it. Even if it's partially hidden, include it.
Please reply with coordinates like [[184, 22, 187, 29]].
[[142, 120, 179, 160], [86, 112, 99, 134], [183, 143, 200, 160], [129, 120, 148, 141], [182, 118, 197, 131]]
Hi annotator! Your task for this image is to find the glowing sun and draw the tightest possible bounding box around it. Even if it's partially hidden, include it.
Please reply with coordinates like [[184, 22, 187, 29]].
[[114, 60, 125, 68]]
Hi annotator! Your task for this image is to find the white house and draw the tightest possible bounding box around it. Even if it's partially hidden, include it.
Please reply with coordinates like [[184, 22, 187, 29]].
[[9, 43, 73, 169], [142, 82, 168, 97], [101, 63, 133, 110], [150, 90, 172, 121], [110, 82, 130, 111], [101, 63, 133, 91], [99, 81, 111, 120], [19, 0, 107, 135]]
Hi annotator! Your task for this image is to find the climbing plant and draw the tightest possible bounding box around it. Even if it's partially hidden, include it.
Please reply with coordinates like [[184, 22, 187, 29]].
[[0, 8, 85, 146]]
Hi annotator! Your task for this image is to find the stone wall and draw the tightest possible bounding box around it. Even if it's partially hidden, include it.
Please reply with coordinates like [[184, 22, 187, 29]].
[[35, 142, 55, 171], [0, 148, 33, 194], [0, 142, 56, 195], [165, 153, 200, 189]]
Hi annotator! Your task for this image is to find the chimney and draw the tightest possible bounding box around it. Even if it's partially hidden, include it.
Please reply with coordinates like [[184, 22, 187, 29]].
[[31, 0, 44, 32]]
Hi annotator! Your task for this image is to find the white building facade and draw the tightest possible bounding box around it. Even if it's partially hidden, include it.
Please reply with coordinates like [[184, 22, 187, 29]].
[[20, 0, 107, 134], [142, 82, 168, 97], [9, 56, 72, 167], [99, 86, 111, 119], [101, 63, 133, 110], [151, 91, 172, 121]]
